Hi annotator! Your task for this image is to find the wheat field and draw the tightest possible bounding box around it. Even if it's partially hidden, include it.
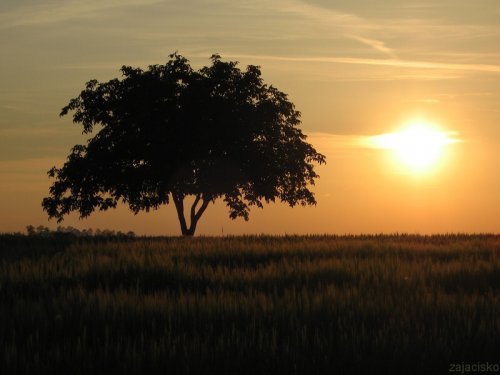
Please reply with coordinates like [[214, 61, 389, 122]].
[[1, 234, 499, 374]]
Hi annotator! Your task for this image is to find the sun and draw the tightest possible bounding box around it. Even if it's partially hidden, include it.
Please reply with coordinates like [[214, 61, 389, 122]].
[[372, 120, 459, 174]]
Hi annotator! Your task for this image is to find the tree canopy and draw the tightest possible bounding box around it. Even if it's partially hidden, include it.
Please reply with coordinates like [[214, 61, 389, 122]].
[[42, 53, 326, 235]]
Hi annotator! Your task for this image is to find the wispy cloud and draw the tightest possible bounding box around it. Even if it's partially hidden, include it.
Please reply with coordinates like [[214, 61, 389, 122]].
[[0, 0, 164, 29], [408, 99, 441, 104], [221, 53, 500, 74], [242, 0, 500, 65], [346, 34, 397, 58], [0, 158, 61, 174], [308, 129, 464, 157], [305, 133, 367, 160], [279, 0, 364, 27], [227, 0, 372, 42], [59, 61, 155, 71], [308, 132, 365, 150]]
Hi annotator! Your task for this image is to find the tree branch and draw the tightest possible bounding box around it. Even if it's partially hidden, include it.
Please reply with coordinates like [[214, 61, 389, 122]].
[[190, 194, 201, 225], [194, 197, 210, 222], [172, 193, 188, 235], [184, 194, 211, 235]]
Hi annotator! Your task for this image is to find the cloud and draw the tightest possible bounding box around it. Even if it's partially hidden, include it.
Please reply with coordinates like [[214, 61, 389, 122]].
[[224, 0, 369, 41], [0, 0, 164, 29], [220, 53, 500, 74], [307, 128, 464, 157], [279, 0, 364, 27], [59, 61, 155, 71], [0, 158, 61, 174], [409, 99, 441, 104], [346, 34, 397, 58], [244, 0, 500, 64], [306, 132, 369, 157]]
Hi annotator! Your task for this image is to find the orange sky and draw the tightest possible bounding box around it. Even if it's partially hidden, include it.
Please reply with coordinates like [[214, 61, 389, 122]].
[[1, 0, 500, 235]]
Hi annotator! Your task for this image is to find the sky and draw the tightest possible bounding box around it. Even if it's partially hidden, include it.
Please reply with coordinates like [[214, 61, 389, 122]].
[[1, 0, 500, 235]]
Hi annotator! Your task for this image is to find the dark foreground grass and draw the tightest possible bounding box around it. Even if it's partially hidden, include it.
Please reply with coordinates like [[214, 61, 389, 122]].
[[1, 234, 499, 374]]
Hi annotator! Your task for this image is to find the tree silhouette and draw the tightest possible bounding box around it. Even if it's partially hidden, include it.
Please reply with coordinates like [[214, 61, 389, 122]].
[[42, 53, 326, 236]]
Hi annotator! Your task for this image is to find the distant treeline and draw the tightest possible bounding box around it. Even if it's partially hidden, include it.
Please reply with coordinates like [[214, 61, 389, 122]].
[[26, 225, 136, 238]]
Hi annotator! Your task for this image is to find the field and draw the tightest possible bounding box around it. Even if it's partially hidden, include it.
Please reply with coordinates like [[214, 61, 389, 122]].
[[1, 234, 499, 374]]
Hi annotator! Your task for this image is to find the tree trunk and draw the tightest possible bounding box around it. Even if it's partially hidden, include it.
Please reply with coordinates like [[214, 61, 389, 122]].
[[172, 193, 210, 236]]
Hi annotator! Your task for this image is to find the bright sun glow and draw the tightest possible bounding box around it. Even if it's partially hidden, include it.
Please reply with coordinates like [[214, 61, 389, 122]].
[[371, 120, 459, 173]]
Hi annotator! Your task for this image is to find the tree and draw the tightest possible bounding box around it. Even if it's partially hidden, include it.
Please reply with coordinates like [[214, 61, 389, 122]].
[[42, 53, 326, 236]]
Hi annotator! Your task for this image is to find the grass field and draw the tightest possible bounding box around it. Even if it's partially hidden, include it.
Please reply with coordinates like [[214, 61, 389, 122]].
[[1, 234, 499, 374]]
